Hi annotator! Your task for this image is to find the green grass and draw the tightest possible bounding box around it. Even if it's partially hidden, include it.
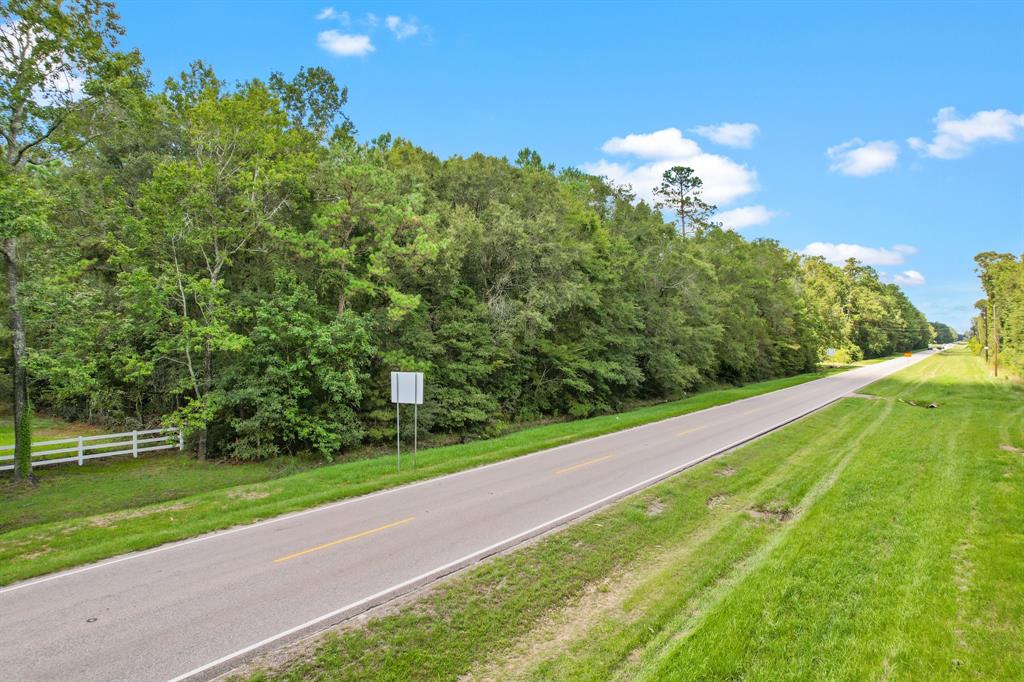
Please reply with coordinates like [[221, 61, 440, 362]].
[[0, 415, 315, 532], [0, 415, 106, 446], [240, 348, 1022, 682], [0, 368, 842, 586], [0, 453, 311, 532]]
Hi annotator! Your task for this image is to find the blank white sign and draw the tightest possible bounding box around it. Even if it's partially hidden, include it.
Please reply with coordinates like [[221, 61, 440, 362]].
[[391, 371, 424, 405]]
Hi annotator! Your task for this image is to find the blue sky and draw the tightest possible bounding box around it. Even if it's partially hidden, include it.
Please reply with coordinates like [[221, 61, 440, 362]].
[[119, 1, 1024, 331]]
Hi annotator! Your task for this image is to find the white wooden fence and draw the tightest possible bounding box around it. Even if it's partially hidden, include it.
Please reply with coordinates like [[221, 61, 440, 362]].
[[0, 427, 182, 472]]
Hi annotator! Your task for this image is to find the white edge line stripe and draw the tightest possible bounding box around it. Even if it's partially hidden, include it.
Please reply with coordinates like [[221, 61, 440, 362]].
[[0, 352, 927, 599], [163, 352, 933, 682]]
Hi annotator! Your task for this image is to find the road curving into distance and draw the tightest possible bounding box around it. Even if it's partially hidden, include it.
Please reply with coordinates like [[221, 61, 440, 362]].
[[0, 351, 935, 682]]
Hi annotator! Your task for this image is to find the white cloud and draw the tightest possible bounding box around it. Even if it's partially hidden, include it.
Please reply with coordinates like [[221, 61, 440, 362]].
[[385, 15, 420, 39], [366, 13, 380, 27], [316, 7, 350, 24], [717, 205, 777, 230], [908, 107, 1024, 159], [602, 128, 700, 158], [317, 30, 374, 57], [893, 270, 926, 286], [584, 127, 759, 206], [691, 122, 760, 148], [1, 22, 85, 104], [48, 71, 84, 102], [801, 242, 917, 266], [826, 138, 899, 176]]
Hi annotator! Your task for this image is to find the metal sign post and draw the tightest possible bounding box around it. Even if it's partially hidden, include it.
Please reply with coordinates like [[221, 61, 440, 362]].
[[414, 372, 419, 469], [390, 371, 424, 471]]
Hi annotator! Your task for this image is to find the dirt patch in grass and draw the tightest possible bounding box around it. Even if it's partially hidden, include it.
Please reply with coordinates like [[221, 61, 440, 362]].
[[645, 498, 666, 517], [460, 565, 651, 682], [226, 488, 272, 501], [715, 465, 737, 477], [999, 444, 1022, 454], [748, 501, 793, 522], [89, 501, 192, 527], [707, 494, 728, 510]]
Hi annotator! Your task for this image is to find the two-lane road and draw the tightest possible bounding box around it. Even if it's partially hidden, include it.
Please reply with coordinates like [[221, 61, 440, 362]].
[[0, 352, 933, 681]]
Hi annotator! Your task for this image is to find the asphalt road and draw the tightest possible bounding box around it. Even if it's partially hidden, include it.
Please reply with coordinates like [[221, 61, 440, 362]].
[[0, 352, 934, 681]]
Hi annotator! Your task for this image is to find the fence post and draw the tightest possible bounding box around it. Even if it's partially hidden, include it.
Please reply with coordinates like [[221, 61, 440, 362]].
[[177, 428, 184, 451], [77, 436, 84, 466], [132, 431, 138, 458]]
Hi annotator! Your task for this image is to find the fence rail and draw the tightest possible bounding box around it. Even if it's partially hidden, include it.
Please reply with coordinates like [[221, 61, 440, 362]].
[[0, 427, 182, 471]]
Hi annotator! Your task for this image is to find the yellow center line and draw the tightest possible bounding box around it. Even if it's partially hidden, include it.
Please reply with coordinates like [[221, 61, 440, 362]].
[[677, 425, 707, 437], [273, 517, 416, 564], [555, 454, 613, 475]]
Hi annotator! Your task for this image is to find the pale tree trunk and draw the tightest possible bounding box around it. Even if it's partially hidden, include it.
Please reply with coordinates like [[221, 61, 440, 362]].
[[992, 302, 999, 378], [3, 237, 32, 481], [195, 269, 220, 461], [196, 337, 211, 461]]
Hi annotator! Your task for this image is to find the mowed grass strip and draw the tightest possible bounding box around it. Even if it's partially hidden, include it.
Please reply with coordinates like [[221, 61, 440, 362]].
[[636, 349, 1023, 681], [0, 453, 312, 532], [238, 349, 1022, 682], [0, 416, 106, 446], [0, 368, 839, 586]]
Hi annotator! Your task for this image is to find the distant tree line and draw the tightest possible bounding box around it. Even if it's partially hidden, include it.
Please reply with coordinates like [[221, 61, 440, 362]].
[[970, 252, 1023, 378], [0, 1, 938, 476], [930, 321, 958, 345]]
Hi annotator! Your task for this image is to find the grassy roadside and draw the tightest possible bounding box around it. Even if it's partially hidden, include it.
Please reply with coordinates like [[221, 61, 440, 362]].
[[0, 454, 313, 532], [0, 416, 106, 446], [238, 348, 1022, 682], [0, 367, 843, 586]]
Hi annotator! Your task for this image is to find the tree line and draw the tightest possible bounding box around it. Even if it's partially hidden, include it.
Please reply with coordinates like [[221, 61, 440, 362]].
[[970, 252, 1023, 378], [1, 1, 938, 478]]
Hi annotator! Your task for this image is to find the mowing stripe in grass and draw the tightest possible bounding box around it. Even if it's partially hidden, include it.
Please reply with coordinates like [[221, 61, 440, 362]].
[[637, 350, 1022, 681]]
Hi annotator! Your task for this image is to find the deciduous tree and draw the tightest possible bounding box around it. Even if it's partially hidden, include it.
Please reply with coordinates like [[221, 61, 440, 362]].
[[0, 0, 140, 479]]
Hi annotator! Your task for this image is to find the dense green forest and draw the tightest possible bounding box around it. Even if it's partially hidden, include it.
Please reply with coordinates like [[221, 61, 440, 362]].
[[930, 321, 958, 344], [970, 252, 1023, 378], [1, 2, 937, 476]]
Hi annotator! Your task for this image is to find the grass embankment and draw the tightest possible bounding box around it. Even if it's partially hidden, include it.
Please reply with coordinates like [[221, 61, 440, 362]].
[[0, 415, 106, 445], [0, 454, 311, 532], [0, 415, 316, 531], [0, 368, 841, 586], [239, 348, 1022, 682]]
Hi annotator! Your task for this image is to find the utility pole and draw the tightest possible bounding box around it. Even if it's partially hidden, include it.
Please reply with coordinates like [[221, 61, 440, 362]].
[[983, 308, 989, 363]]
